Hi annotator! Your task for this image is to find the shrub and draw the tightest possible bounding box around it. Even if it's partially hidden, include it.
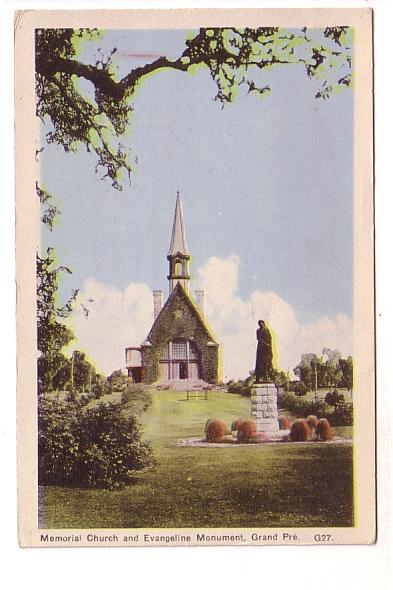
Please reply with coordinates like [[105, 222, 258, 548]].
[[205, 419, 227, 442], [293, 381, 308, 397], [306, 415, 319, 431], [330, 402, 353, 426], [122, 384, 152, 414], [205, 418, 216, 434], [281, 392, 326, 418], [231, 418, 245, 432], [316, 418, 334, 441], [227, 377, 254, 397], [237, 420, 257, 444], [38, 398, 154, 489], [289, 419, 311, 442], [278, 415, 291, 430], [325, 390, 345, 407]]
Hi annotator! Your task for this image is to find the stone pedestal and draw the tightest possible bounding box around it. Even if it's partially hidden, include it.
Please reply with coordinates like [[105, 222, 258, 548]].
[[251, 383, 279, 433]]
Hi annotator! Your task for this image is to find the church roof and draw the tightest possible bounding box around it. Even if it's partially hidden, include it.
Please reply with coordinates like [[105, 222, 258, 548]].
[[168, 192, 189, 257], [146, 282, 217, 344]]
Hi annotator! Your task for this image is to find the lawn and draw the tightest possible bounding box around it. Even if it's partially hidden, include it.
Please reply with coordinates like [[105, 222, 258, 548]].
[[40, 389, 353, 529]]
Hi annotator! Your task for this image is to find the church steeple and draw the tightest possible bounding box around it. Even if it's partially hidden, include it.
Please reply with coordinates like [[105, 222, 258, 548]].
[[167, 192, 190, 293]]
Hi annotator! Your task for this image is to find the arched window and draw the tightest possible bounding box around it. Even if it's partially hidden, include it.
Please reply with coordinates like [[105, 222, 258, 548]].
[[174, 260, 183, 276]]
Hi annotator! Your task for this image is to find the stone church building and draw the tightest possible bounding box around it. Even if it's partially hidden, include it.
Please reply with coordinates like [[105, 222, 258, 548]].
[[125, 193, 219, 386]]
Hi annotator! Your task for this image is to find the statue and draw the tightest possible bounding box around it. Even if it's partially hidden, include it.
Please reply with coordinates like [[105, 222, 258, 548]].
[[255, 320, 274, 383]]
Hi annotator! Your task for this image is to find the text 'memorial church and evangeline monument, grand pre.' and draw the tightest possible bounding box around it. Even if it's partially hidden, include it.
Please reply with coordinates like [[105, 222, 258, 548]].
[[125, 193, 220, 387]]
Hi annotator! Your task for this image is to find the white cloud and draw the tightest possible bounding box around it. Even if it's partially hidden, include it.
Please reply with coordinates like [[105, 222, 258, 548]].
[[67, 256, 352, 380], [68, 278, 153, 374], [195, 255, 353, 381]]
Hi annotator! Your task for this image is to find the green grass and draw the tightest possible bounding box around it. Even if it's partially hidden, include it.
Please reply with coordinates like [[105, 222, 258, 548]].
[[41, 390, 353, 529]]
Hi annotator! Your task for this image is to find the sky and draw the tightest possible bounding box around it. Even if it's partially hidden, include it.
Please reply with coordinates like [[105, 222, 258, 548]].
[[41, 28, 354, 379]]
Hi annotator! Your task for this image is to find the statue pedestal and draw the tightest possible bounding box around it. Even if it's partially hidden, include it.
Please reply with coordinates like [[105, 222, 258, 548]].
[[251, 383, 279, 433]]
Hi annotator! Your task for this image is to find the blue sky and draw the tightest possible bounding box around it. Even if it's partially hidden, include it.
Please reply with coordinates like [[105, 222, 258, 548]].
[[40, 29, 354, 375]]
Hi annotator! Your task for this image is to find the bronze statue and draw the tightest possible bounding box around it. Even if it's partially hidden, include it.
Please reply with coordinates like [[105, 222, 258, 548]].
[[255, 320, 274, 383]]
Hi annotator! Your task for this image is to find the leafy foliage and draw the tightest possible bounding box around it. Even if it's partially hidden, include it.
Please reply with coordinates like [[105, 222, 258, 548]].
[[290, 419, 311, 442], [325, 390, 345, 407], [315, 418, 334, 441], [205, 419, 227, 442], [121, 384, 152, 415], [38, 398, 154, 489], [294, 350, 353, 391], [330, 402, 353, 426], [293, 381, 308, 397], [237, 420, 257, 444], [227, 376, 254, 396], [281, 392, 353, 426], [37, 246, 77, 393], [35, 27, 353, 189], [282, 392, 327, 419]]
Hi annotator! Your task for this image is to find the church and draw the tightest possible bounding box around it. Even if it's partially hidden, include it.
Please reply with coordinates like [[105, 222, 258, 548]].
[[125, 193, 220, 386]]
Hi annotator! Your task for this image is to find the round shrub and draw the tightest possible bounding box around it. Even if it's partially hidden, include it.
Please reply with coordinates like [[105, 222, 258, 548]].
[[289, 419, 311, 442], [237, 420, 257, 444], [278, 415, 291, 430], [316, 418, 334, 441], [205, 419, 227, 442], [231, 418, 245, 432], [306, 415, 319, 431]]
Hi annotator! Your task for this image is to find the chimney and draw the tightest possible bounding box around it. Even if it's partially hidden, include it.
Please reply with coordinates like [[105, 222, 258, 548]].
[[153, 290, 163, 319], [195, 290, 205, 315]]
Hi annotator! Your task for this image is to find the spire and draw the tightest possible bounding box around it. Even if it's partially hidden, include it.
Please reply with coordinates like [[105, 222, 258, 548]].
[[168, 191, 189, 256]]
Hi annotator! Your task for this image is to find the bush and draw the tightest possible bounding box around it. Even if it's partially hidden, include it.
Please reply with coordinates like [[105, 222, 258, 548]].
[[292, 381, 308, 397], [325, 390, 345, 407], [122, 384, 152, 414], [290, 419, 311, 442], [281, 392, 326, 418], [278, 415, 291, 430], [231, 418, 245, 432], [38, 398, 154, 489], [205, 419, 227, 442], [237, 420, 256, 444], [306, 415, 319, 431], [330, 402, 353, 426], [227, 377, 254, 397], [316, 418, 334, 441]]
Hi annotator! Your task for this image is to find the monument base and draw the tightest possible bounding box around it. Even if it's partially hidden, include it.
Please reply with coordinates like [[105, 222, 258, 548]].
[[251, 382, 279, 433]]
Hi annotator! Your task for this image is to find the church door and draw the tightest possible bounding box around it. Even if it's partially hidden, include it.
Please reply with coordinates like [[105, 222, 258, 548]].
[[179, 361, 188, 380]]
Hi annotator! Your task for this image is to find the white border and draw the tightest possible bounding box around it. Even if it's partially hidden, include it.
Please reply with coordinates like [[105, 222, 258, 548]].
[[2, 0, 392, 589]]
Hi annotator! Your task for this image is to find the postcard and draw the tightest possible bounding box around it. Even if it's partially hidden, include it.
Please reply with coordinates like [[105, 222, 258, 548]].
[[15, 8, 374, 547]]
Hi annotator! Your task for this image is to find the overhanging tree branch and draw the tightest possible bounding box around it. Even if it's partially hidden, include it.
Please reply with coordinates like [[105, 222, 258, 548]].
[[35, 26, 353, 189]]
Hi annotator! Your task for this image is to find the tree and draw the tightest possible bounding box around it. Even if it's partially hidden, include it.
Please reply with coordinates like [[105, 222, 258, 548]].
[[36, 184, 78, 393], [37, 245, 76, 393], [322, 347, 344, 388], [35, 27, 353, 189], [71, 350, 93, 393], [339, 356, 353, 392], [293, 353, 318, 391], [107, 369, 130, 392]]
